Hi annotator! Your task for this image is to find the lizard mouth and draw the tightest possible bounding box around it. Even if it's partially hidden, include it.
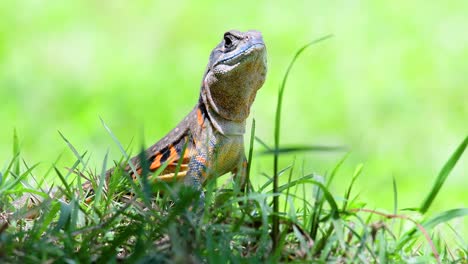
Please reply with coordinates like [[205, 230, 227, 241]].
[[216, 43, 265, 66]]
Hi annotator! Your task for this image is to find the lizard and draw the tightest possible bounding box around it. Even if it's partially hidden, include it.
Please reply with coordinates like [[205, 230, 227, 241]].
[[92, 30, 267, 197]]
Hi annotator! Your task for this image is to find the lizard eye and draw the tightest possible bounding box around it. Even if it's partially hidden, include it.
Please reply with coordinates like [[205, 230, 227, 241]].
[[224, 34, 234, 49]]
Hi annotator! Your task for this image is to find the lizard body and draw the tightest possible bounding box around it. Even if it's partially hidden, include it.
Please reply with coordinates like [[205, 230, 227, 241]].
[[107, 30, 267, 192]]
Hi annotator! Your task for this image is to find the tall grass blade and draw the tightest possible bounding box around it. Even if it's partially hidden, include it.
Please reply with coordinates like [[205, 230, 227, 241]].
[[54, 167, 73, 200], [342, 163, 363, 211], [397, 208, 468, 251], [258, 165, 292, 192], [0, 163, 39, 194], [419, 135, 468, 214], [138, 146, 151, 206], [94, 150, 109, 204], [309, 174, 325, 240], [100, 117, 139, 177], [272, 34, 332, 249], [392, 175, 399, 230], [245, 118, 256, 192], [326, 152, 349, 188], [13, 129, 20, 177], [254, 136, 271, 151], [58, 131, 85, 168], [421, 208, 468, 230], [1, 154, 20, 186], [55, 201, 72, 231], [260, 145, 345, 155], [392, 175, 398, 216], [274, 176, 340, 219], [283, 158, 295, 213]]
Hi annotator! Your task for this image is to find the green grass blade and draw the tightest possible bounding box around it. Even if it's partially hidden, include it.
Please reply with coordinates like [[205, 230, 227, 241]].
[[283, 158, 295, 213], [13, 129, 20, 177], [272, 176, 340, 219], [260, 145, 346, 155], [392, 175, 399, 230], [94, 150, 109, 204], [55, 201, 72, 231], [0, 163, 39, 194], [138, 146, 151, 206], [100, 117, 139, 177], [258, 166, 292, 192], [54, 167, 73, 200], [421, 208, 468, 230], [1, 153, 20, 185], [392, 175, 398, 216], [378, 229, 387, 263], [342, 163, 363, 211], [36, 200, 61, 237], [58, 130, 86, 168], [272, 34, 333, 249], [245, 118, 256, 192], [326, 152, 349, 188], [309, 174, 325, 240], [419, 135, 468, 214], [254, 136, 272, 151], [397, 208, 468, 251]]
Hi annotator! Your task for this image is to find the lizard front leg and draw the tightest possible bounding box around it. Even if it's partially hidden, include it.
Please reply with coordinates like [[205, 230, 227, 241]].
[[183, 134, 216, 208], [184, 153, 208, 192], [181, 155, 208, 212]]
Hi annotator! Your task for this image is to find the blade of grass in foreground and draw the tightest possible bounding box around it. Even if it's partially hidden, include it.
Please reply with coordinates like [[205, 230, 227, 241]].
[[13, 129, 20, 177], [100, 117, 139, 177], [421, 208, 468, 230], [0, 163, 39, 194], [94, 150, 109, 205], [342, 163, 363, 211], [396, 208, 468, 252], [245, 118, 256, 192], [326, 152, 349, 188], [419, 135, 467, 214], [260, 145, 346, 155], [272, 34, 333, 250], [58, 131, 86, 169]]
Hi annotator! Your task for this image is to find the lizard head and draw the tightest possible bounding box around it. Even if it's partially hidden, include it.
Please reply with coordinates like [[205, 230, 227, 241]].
[[202, 30, 267, 122]]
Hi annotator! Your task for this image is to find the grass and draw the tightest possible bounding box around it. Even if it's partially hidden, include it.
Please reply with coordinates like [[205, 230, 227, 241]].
[[2, 1, 467, 214], [1, 43, 467, 263]]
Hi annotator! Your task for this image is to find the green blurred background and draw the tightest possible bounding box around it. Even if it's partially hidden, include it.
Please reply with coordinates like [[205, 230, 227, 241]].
[[0, 1, 466, 216]]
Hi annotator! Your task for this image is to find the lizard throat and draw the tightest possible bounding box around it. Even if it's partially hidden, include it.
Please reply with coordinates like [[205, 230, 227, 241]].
[[200, 88, 246, 136]]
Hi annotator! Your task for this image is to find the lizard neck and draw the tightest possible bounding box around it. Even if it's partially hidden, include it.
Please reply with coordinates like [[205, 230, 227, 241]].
[[199, 91, 246, 136]]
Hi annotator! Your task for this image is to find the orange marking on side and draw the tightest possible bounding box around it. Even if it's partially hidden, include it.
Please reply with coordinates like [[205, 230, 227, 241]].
[[196, 156, 206, 164], [140, 143, 194, 182], [182, 146, 191, 160], [197, 108, 204, 127], [169, 145, 177, 158], [150, 144, 180, 172], [149, 154, 162, 171]]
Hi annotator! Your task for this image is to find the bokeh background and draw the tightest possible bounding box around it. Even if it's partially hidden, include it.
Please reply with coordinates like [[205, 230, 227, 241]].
[[0, 1, 466, 216]]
